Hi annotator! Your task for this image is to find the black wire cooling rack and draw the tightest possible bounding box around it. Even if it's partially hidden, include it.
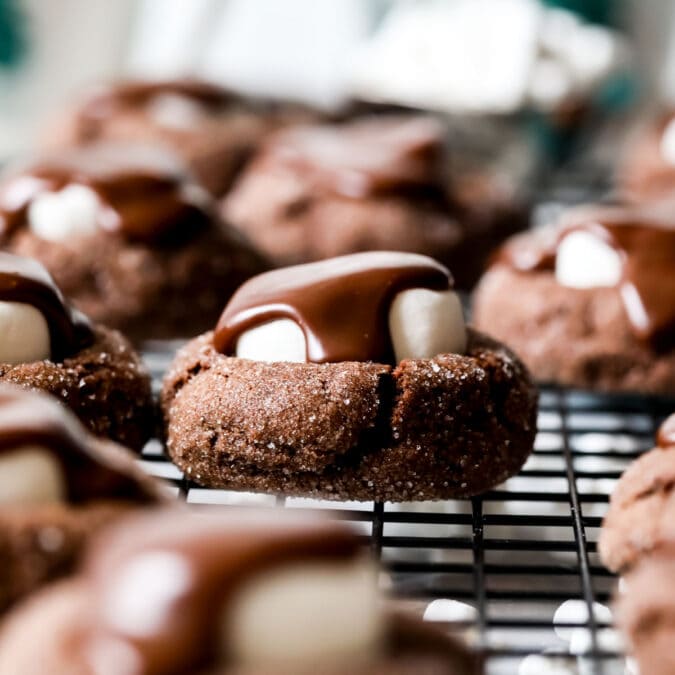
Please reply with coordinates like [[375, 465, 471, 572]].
[[140, 341, 673, 675]]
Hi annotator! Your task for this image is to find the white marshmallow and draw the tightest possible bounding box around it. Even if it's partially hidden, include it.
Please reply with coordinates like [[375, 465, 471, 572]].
[[554, 230, 623, 289], [518, 654, 577, 675], [0, 301, 50, 364], [234, 288, 466, 364], [389, 288, 466, 360], [28, 184, 101, 242], [146, 94, 208, 130], [0, 446, 65, 504], [227, 558, 382, 666], [235, 319, 307, 363], [661, 117, 675, 166]]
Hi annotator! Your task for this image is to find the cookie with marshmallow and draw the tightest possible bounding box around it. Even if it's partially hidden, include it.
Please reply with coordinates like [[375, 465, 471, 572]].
[[0, 384, 164, 613], [162, 251, 537, 501], [0, 508, 480, 674], [0, 251, 154, 451], [43, 78, 315, 198], [473, 203, 675, 394], [0, 141, 266, 342], [222, 114, 527, 289]]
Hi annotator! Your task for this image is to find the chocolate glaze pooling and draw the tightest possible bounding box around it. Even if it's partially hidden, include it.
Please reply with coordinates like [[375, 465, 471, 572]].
[[0, 253, 91, 360], [658, 414, 675, 449], [495, 205, 675, 348], [84, 511, 362, 675], [262, 116, 447, 199], [0, 385, 155, 504], [0, 144, 213, 243], [214, 251, 452, 363]]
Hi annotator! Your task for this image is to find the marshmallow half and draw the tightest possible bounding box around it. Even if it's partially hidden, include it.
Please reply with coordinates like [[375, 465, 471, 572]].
[[0, 446, 65, 505], [226, 558, 382, 667], [28, 184, 101, 242], [554, 230, 623, 289], [0, 301, 51, 364], [234, 288, 466, 363]]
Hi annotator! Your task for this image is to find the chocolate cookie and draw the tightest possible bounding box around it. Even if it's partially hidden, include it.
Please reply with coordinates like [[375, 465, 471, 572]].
[[0, 143, 266, 342], [222, 116, 525, 289], [0, 385, 163, 613], [0, 509, 480, 674], [0, 253, 153, 449], [45, 78, 314, 197], [162, 253, 537, 501], [473, 203, 675, 394], [618, 110, 675, 201], [598, 414, 675, 572], [615, 543, 675, 675]]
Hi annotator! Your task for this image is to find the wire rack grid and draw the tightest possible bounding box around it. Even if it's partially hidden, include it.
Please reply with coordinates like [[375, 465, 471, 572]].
[[140, 342, 673, 675]]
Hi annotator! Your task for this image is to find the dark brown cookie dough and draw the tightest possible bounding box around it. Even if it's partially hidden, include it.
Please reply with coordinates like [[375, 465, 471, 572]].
[[615, 543, 675, 675], [598, 444, 675, 572], [473, 265, 675, 395], [222, 118, 526, 290], [161, 328, 537, 501], [0, 325, 154, 451], [0, 502, 139, 614], [10, 226, 265, 343]]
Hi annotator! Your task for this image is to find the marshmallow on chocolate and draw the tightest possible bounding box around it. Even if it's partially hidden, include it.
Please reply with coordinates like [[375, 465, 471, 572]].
[[0, 385, 157, 505], [82, 510, 382, 673], [497, 204, 675, 347], [214, 251, 466, 364], [0, 143, 213, 245], [0, 252, 91, 364]]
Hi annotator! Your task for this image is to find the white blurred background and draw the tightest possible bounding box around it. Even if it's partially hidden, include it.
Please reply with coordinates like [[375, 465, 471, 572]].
[[0, 0, 673, 156]]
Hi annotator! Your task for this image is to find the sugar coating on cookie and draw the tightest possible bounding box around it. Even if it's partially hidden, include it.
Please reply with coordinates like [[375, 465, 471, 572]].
[[215, 251, 466, 364]]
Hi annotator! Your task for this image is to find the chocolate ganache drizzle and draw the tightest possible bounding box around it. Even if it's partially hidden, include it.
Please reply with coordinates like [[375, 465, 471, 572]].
[[0, 253, 91, 359], [496, 205, 675, 348], [658, 414, 675, 449], [263, 116, 447, 200], [84, 511, 362, 675], [0, 144, 213, 243], [214, 251, 452, 363], [0, 386, 154, 503]]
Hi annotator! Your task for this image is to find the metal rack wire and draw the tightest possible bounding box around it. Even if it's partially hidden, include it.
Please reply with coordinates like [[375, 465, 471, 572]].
[[140, 342, 673, 675]]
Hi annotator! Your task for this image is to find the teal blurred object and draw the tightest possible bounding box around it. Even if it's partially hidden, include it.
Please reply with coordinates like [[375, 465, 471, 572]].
[[0, 0, 25, 68], [541, 0, 620, 26]]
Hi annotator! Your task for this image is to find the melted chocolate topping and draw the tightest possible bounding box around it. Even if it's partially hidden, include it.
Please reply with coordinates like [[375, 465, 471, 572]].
[[0, 385, 155, 503], [495, 205, 675, 347], [84, 511, 362, 675], [0, 253, 91, 359], [214, 251, 452, 363], [263, 116, 447, 199], [0, 144, 213, 243], [657, 414, 675, 449]]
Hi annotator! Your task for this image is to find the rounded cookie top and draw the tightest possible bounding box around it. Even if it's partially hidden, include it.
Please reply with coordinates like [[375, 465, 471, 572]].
[[0, 143, 215, 245], [0, 384, 159, 505], [258, 116, 447, 199], [494, 203, 675, 349]]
